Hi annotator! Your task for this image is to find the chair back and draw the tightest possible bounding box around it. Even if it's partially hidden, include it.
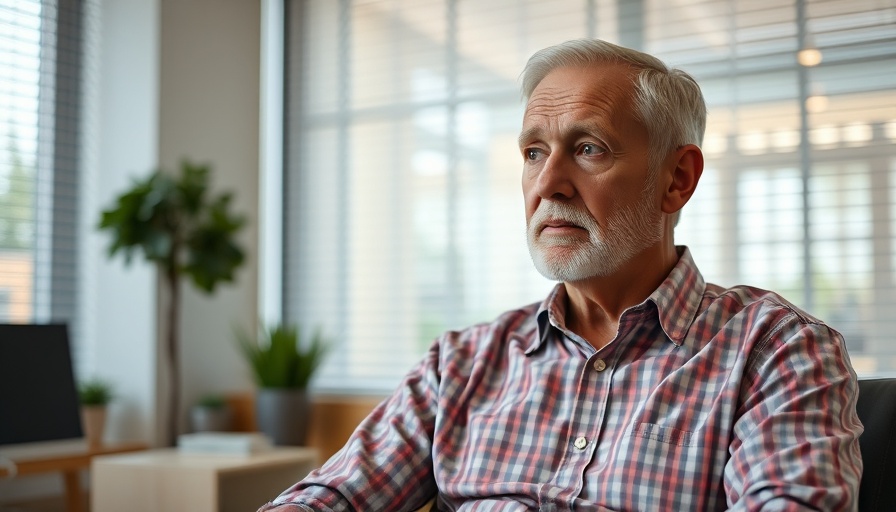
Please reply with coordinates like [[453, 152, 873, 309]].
[[856, 378, 896, 511]]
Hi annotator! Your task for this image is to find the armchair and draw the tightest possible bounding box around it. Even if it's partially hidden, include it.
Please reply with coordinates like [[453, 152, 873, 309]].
[[856, 378, 896, 511]]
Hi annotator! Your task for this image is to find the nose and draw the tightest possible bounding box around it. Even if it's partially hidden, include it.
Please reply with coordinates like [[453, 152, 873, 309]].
[[532, 153, 575, 200]]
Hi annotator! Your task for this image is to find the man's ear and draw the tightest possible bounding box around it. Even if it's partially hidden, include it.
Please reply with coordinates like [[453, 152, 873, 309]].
[[661, 144, 704, 215]]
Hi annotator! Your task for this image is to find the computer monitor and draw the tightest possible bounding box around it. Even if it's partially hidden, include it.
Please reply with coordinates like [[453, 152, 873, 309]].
[[0, 324, 83, 448]]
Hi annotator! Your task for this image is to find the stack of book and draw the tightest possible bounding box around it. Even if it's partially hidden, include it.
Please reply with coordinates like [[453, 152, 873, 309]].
[[176, 432, 273, 455]]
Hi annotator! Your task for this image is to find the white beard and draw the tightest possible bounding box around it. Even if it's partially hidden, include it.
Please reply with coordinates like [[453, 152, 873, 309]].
[[526, 189, 663, 282]]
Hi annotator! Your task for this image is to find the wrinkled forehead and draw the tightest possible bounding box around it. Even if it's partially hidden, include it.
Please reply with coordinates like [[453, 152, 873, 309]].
[[522, 64, 643, 131]]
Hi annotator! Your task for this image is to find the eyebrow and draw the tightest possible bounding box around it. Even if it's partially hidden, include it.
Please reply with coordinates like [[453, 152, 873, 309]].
[[517, 127, 541, 149], [517, 121, 612, 149]]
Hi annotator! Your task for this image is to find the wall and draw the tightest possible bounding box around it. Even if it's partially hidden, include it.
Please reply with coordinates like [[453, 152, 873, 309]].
[[156, 0, 261, 439], [88, 0, 160, 449]]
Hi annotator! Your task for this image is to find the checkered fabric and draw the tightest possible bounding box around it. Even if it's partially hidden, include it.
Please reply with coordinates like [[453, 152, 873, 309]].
[[260, 247, 862, 512]]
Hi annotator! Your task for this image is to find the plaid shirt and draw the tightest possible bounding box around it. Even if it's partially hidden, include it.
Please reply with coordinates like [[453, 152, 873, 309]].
[[261, 247, 863, 512]]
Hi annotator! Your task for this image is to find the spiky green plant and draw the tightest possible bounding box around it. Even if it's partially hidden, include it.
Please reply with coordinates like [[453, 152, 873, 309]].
[[238, 323, 329, 389], [78, 379, 114, 406], [196, 394, 227, 408]]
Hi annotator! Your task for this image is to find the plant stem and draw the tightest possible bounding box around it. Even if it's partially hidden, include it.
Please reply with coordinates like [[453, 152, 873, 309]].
[[165, 258, 181, 446]]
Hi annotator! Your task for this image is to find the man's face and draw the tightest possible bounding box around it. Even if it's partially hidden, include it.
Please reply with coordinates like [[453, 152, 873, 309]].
[[520, 63, 664, 282]]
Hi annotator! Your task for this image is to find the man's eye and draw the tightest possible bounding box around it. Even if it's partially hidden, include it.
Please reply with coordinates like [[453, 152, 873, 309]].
[[526, 148, 540, 160], [581, 143, 603, 156]]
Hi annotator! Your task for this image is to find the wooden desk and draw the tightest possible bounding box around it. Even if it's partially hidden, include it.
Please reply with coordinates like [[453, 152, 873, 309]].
[[0, 441, 148, 512], [91, 447, 318, 512]]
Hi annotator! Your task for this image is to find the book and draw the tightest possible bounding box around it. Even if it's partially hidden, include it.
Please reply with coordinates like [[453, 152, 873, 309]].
[[177, 432, 273, 455]]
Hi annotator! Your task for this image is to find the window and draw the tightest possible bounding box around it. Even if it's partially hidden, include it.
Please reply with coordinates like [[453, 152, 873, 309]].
[[0, 0, 88, 368], [284, 0, 896, 393]]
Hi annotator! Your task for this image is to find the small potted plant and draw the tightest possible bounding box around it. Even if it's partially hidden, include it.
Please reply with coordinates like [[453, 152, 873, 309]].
[[78, 378, 114, 448], [190, 394, 233, 432], [237, 323, 329, 445]]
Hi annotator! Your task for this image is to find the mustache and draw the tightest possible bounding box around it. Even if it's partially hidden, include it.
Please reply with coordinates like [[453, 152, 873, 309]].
[[528, 201, 598, 233]]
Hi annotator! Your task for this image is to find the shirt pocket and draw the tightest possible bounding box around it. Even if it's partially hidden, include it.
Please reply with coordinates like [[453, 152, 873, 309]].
[[602, 422, 711, 509]]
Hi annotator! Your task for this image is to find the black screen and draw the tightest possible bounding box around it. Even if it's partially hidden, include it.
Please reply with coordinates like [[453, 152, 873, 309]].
[[0, 324, 83, 445]]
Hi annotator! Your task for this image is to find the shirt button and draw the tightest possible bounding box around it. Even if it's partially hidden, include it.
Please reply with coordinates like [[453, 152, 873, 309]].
[[593, 358, 607, 372], [574, 436, 588, 450]]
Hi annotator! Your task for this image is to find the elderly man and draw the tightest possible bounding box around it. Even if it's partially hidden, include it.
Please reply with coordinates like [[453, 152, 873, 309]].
[[259, 39, 863, 511]]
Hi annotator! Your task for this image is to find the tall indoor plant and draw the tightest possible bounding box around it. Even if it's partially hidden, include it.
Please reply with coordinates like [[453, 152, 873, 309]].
[[238, 323, 329, 445], [98, 161, 246, 445]]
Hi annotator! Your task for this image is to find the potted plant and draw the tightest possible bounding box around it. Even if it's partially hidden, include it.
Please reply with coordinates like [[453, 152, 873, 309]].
[[78, 378, 114, 448], [238, 323, 329, 445], [98, 161, 246, 445], [190, 394, 233, 432]]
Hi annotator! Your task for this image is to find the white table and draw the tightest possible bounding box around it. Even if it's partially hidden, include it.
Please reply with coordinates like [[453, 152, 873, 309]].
[[91, 447, 318, 512]]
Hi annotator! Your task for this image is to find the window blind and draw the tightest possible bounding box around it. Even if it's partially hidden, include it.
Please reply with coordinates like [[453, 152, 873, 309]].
[[284, 0, 896, 393], [668, 0, 896, 373], [0, 0, 88, 372]]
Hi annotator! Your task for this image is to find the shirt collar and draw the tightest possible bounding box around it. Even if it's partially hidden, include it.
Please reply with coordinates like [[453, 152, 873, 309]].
[[647, 246, 706, 346], [532, 246, 706, 352], [533, 284, 567, 354]]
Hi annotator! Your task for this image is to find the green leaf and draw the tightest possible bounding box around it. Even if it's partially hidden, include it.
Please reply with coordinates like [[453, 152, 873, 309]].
[[97, 160, 246, 291], [236, 323, 331, 389], [78, 378, 114, 405], [177, 162, 209, 214]]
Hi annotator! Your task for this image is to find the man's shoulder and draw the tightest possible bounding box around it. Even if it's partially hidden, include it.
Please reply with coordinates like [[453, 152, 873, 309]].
[[693, 283, 847, 376], [702, 281, 827, 327]]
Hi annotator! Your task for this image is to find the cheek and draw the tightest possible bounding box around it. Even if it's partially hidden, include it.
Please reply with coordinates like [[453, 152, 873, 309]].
[[580, 190, 624, 229], [521, 177, 538, 216]]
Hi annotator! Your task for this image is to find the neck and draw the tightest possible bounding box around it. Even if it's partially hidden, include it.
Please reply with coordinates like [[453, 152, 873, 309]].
[[563, 241, 679, 350]]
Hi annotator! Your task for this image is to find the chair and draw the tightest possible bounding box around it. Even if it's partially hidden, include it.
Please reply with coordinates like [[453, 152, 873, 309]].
[[856, 378, 896, 512]]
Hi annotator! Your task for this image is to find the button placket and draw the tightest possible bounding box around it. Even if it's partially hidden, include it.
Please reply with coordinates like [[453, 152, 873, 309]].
[[543, 354, 610, 510]]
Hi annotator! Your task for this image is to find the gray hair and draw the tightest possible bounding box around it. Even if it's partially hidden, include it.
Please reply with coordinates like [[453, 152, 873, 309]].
[[520, 39, 707, 176]]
